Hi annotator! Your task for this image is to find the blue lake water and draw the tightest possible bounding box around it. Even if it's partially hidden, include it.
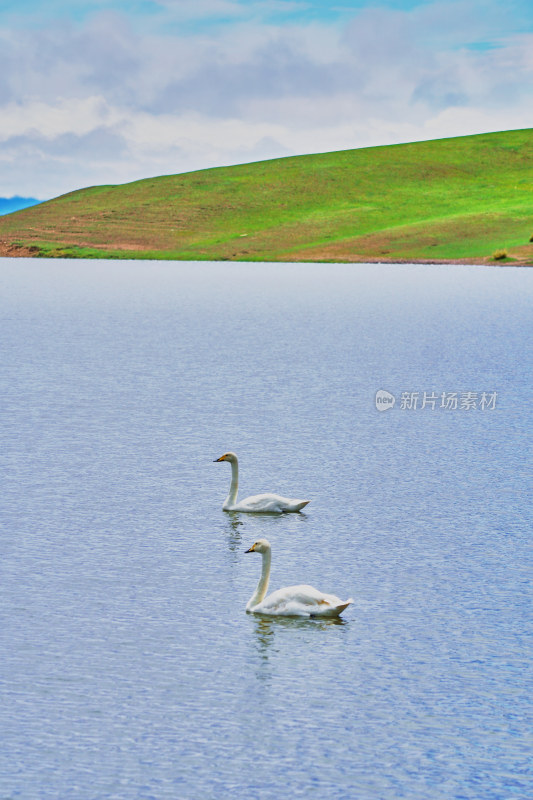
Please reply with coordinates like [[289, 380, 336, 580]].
[[1, 259, 532, 799]]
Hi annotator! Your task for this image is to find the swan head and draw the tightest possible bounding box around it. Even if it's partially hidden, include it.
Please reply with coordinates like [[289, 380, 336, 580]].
[[213, 451, 237, 464], [245, 538, 271, 555]]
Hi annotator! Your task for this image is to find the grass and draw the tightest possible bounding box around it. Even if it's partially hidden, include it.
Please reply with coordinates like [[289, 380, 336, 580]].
[[1, 128, 532, 264]]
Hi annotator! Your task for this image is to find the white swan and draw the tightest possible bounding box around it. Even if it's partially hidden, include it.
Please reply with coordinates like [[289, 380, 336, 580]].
[[245, 539, 352, 617], [213, 452, 309, 513]]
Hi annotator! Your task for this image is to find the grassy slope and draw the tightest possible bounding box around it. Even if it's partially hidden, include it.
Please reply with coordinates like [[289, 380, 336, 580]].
[[1, 129, 532, 263]]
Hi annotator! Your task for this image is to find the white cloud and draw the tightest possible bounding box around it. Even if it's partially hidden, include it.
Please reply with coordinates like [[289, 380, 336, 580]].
[[0, 2, 532, 198]]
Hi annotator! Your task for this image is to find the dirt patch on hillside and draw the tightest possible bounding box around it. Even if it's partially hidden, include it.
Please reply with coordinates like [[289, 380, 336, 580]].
[[0, 240, 42, 257]]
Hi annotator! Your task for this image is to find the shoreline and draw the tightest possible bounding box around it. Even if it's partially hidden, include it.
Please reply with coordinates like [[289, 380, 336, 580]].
[[0, 244, 531, 267]]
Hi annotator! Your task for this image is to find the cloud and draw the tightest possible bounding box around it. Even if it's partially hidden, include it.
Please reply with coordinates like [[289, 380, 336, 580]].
[[2, 127, 127, 161], [0, 1, 532, 198]]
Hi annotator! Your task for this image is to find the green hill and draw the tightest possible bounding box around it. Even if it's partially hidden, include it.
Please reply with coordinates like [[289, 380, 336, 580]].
[[1, 129, 532, 264]]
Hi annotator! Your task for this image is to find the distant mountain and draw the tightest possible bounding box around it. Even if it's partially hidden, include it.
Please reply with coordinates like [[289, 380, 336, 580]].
[[0, 197, 41, 216]]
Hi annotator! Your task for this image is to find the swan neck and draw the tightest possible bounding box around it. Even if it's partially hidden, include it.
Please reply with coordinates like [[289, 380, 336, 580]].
[[224, 457, 239, 509], [247, 548, 271, 610]]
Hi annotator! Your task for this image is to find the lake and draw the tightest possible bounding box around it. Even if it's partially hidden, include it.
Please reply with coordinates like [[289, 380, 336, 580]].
[[1, 259, 531, 799]]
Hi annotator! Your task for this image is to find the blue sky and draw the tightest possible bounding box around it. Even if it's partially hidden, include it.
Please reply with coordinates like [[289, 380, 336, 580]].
[[1, 0, 532, 198], [4, 0, 532, 28]]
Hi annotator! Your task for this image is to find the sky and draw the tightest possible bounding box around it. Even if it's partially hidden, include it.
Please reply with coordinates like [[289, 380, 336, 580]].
[[1, 0, 532, 199]]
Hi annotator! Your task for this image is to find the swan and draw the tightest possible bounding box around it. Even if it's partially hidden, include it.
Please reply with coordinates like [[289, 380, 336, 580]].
[[245, 539, 352, 617], [213, 452, 310, 513]]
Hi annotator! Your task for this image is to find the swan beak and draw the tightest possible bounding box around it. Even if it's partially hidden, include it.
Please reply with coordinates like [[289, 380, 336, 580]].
[[245, 545, 255, 553], [213, 456, 225, 462]]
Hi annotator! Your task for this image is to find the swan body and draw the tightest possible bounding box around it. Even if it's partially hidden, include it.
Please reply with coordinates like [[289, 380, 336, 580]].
[[214, 452, 309, 513], [245, 539, 352, 618]]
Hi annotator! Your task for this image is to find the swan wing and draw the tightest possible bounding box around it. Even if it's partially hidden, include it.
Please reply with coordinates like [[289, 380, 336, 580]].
[[235, 493, 309, 513], [254, 585, 352, 617]]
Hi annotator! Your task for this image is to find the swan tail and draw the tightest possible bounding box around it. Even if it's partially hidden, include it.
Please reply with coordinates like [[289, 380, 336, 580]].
[[333, 599, 353, 616], [289, 500, 310, 512]]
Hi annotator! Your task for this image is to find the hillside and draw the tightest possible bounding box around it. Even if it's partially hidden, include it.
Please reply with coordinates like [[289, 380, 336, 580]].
[[1, 129, 532, 264]]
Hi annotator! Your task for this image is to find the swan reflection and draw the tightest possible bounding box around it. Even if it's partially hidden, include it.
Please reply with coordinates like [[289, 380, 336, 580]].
[[251, 613, 348, 668], [254, 615, 348, 637], [225, 512, 243, 535], [250, 616, 349, 681]]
